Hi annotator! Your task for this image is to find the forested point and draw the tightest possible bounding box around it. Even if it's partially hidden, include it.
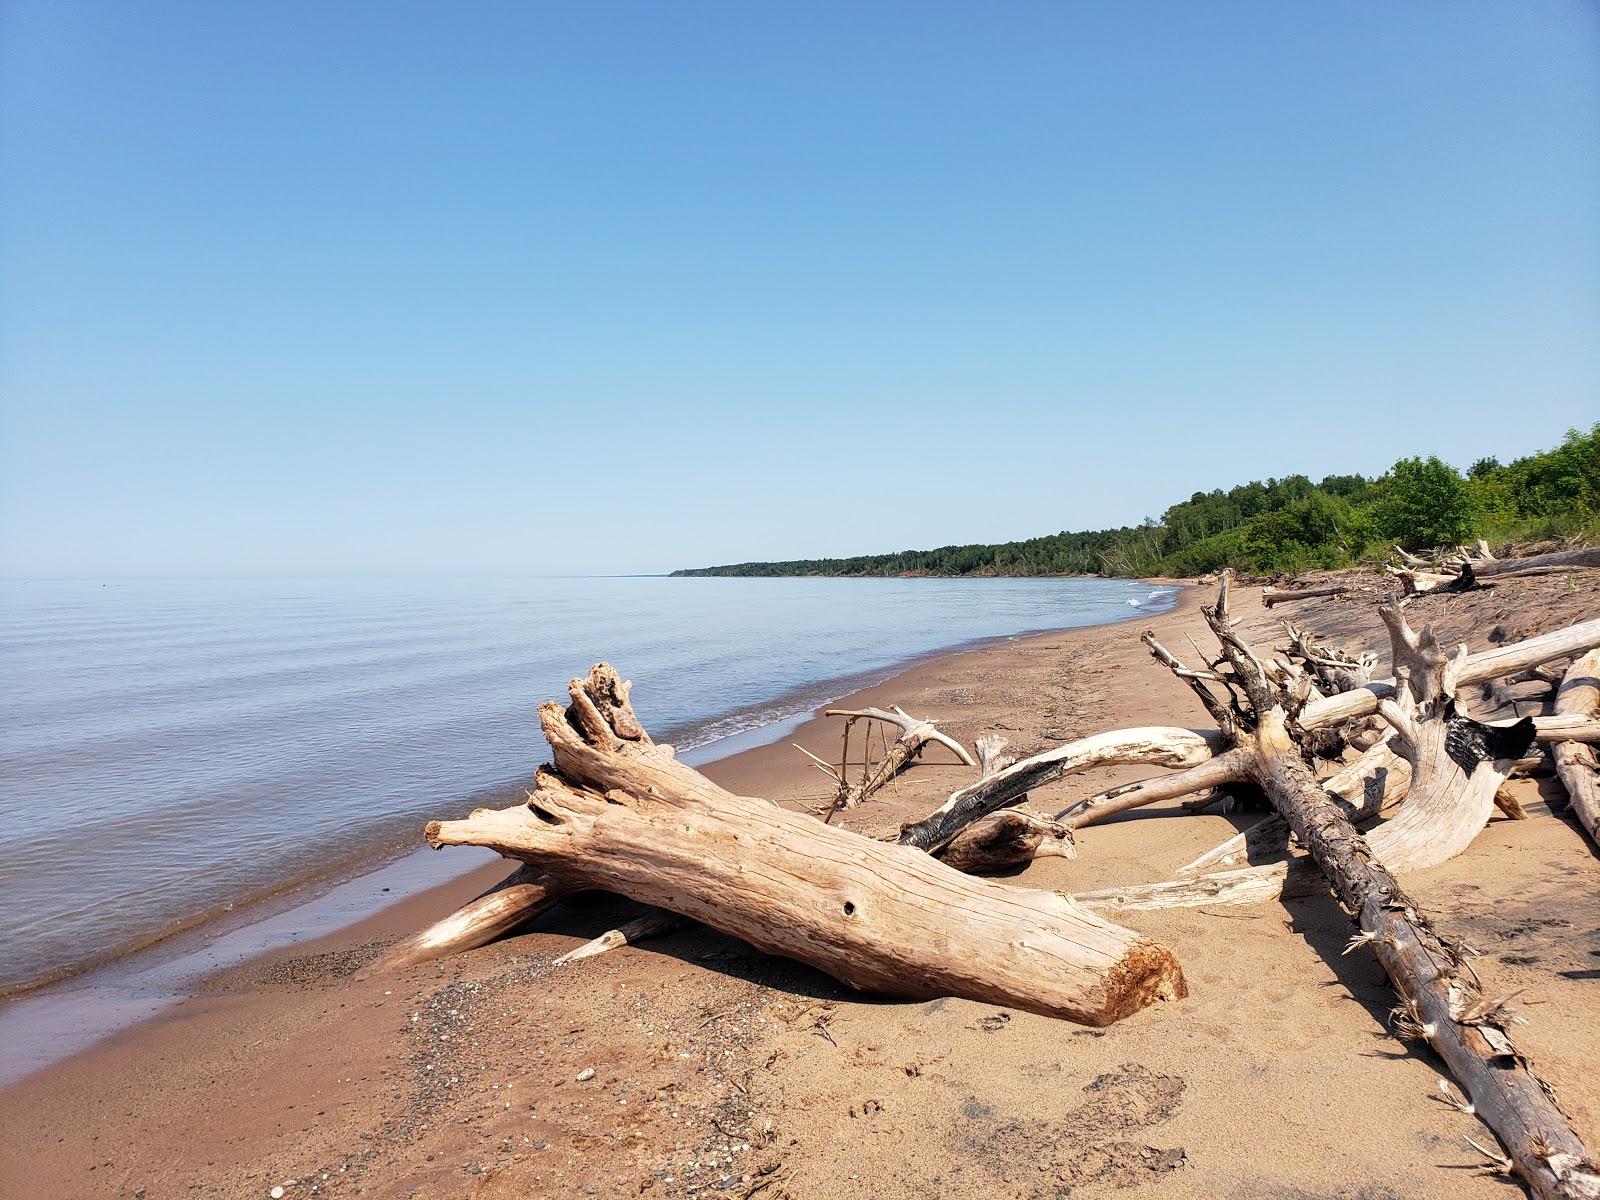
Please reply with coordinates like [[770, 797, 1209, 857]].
[[673, 424, 1600, 579]]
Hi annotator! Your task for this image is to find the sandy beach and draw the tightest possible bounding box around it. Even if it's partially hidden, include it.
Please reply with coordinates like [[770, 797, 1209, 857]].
[[3, 575, 1597, 1200]]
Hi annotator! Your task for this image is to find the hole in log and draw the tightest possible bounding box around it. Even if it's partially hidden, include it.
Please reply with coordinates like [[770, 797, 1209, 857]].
[[843, 901, 856, 917]]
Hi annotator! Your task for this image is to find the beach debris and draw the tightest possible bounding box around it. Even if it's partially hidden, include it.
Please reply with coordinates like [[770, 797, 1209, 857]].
[[1551, 648, 1600, 850], [806, 704, 975, 821], [384, 569, 1600, 1198], [421, 662, 1186, 1025], [575, 1067, 595, 1082], [1127, 572, 1598, 1199]]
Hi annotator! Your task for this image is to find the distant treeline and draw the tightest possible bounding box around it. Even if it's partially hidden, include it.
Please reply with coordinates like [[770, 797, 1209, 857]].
[[673, 424, 1600, 579]]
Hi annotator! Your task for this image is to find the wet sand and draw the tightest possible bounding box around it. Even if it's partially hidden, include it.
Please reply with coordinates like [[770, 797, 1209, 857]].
[[3, 575, 1597, 1200]]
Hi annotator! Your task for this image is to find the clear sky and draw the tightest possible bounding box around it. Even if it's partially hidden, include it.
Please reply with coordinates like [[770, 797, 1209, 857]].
[[2, 2, 1596, 577]]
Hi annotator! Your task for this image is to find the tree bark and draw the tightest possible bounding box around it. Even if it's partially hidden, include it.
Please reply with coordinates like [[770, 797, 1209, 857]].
[[425, 664, 1186, 1026]]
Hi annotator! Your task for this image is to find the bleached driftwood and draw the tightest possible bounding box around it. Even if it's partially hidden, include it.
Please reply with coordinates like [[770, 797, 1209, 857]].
[[370, 864, 570, 973], [1554, 649, 1600, 849], [553, 908, 688, 966], [815, 704, 975, 816], [425, 665, 1185, 1025], [1159, 574, 1599, 1200], [896, 726, 1228, 852], [1261, 584, 1348, 608]]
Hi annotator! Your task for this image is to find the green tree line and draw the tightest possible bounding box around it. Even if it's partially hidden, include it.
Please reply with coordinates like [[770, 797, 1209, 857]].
[[672, 424, 1600, 579]]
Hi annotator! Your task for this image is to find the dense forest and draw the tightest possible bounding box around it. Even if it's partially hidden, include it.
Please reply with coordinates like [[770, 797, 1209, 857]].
[[673, 424, 1600, 579]]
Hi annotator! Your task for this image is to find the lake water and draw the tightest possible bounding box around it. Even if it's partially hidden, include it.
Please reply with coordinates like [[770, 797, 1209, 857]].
[[0, 575, 1175, 996]]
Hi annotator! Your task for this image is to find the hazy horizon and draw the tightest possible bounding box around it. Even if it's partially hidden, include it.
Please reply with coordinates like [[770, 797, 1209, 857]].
[[3, 3, 1596, 577]]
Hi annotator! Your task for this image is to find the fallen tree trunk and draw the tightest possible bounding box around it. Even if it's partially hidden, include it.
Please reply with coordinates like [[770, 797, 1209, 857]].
[[1171, 574, 1600, 1199], [1554, 649, 1600, 849], [1463, 547, 1600, 583], [1261, 584, 1348, 608], [425, 664, 1186, 1025]]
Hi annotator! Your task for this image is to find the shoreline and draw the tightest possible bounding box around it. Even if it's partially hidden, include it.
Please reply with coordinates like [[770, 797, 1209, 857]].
[[0, 583, 1184, 1083], [3, 572, 1596, 1200]]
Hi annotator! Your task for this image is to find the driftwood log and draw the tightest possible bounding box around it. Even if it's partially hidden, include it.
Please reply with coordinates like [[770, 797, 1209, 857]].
[[1262, 583, 1347, 607], [896, 726, 1228, 852], [422, 664, 1185, 1025], [1554, 649, 1600, 849], [368, 864, 570, 973], [1157, 574, 1600, 1199]]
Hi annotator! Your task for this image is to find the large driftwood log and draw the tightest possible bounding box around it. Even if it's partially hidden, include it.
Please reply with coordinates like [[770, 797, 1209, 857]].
[[1170, 575, 1599, 1199], [425, 665, 1185, 1025], [1462, 547, 1600, 583], [1554, 649, 1600, 849]]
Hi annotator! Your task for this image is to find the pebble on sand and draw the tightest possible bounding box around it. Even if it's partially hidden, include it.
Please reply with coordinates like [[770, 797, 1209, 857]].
[[575, 1067, 596, 1082]]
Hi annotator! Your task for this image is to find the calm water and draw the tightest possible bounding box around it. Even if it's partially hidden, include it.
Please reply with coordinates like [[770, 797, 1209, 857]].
[[0, 575, 1174, 995]]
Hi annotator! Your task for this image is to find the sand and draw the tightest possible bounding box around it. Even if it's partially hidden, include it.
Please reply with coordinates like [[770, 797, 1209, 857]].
[[3, 574, 1597, 1200]]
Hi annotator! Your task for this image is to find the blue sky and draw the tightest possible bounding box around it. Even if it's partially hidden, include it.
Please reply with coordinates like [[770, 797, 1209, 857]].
[[2, 2, 1595, 576]]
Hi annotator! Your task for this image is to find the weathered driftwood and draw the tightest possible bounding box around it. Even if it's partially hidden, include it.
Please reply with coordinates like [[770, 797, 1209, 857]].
[[1261, 583, 1348, 608], [1554, 649, 1600, 849], [1364, 601, 1535, 871], [1059, 750, 1252, 829], [896, 726, 1228, 852], [1175, 738, 1412, 878], [1279, 618, 1376, 695], [916, 615, 1600, 844], [425, 664, 1186, 1025], [817, 705, 974, 816], [1121, 604, 1540, 912], [1076, 860, 1308, 913], [370, 864, 570, 973], [1385, 564, 1460, 596], [553, 908, 688, 966], [1291, 616, 1600, 732], [930, 735, 1074, 872], [1462, 547, 1600, 583], [1167, 574, 1599, 1200]]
